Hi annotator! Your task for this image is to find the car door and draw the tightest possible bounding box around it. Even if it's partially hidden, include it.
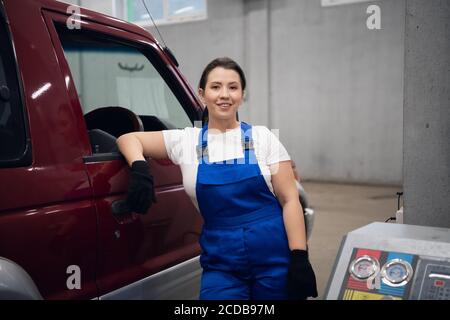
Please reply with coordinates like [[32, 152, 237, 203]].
[[43, 8, 203, 299], [0, 0, 97, 299]]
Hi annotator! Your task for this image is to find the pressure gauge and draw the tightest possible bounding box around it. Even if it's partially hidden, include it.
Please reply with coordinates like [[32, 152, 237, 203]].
[[381, 259, 413, 287], [349, 255, 380, 280]]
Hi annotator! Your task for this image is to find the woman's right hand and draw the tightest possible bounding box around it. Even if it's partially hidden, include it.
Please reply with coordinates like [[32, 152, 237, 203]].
[[126, 160, 157, 214], [116, 131, 168, 213]]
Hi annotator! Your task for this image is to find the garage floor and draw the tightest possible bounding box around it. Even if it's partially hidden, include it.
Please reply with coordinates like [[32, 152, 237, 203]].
[[302, 181, 402, 299]]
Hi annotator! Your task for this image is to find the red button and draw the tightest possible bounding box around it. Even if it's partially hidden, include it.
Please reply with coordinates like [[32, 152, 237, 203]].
[[434, 280, 445, 287]]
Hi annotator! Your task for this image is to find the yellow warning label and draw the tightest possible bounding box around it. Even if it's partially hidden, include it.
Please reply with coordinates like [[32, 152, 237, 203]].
[[343, 289, 402, 300]]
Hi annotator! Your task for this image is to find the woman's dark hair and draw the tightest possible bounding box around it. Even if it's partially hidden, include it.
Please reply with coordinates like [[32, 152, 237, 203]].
[[198, 57, 246, 91], [199, 57, 246, 122]]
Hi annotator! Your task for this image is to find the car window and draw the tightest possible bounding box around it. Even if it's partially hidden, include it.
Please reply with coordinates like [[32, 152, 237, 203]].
[[55, 24, 193, 154], [0, 10, 28, 165]]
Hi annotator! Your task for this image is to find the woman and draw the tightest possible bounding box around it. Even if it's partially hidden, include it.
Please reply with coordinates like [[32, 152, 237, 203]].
[[117, 57, 317, 300]]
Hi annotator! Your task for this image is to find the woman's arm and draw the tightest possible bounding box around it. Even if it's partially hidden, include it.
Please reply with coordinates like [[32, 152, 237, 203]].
[[270, 161, 307, 250], [116, 131, 169, 166]]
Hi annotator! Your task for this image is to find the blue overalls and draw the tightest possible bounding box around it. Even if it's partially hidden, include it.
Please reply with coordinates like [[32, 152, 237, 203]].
[[196, 122, 290, 300]]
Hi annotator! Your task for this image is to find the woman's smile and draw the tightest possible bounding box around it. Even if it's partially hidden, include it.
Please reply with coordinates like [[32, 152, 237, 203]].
[[216, 102, 233, 111], [217, 102, 231, 108]]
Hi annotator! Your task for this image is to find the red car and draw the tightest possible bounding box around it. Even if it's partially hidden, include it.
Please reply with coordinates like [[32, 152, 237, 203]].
[[0, 0, 204, 299]]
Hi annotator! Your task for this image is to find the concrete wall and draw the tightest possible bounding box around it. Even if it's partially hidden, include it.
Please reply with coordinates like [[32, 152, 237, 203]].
[[80, 0, 113, 15], [403, 0, 450, 228], [269, 0, 404, 184]]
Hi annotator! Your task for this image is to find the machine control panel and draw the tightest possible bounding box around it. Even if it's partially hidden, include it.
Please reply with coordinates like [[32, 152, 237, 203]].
[[325, 223, 450, 300], [409, 259, 450, 300], [340, 248, 416, 300]]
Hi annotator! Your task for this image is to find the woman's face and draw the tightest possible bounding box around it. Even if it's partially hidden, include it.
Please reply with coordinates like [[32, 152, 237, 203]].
[[199, 67, 244, 122]]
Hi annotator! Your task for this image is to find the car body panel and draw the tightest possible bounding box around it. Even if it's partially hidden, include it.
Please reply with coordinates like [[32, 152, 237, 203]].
[[0, 0, 203, 299]]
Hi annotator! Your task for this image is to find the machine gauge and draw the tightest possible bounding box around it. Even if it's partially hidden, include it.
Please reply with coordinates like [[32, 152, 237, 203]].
[[381, 259, 413, 287], [349, 255, 380, 280]]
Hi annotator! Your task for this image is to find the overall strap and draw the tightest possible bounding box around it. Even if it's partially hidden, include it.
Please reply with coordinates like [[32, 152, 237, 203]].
[[196, 122, 255, 164], [196, 123, 209, 163], [240, 122, 254, 164]]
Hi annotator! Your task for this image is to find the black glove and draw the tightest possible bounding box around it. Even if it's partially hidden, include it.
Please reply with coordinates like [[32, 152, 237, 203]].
[[126, 160, 157, 214], [287, 249, 318, 300]]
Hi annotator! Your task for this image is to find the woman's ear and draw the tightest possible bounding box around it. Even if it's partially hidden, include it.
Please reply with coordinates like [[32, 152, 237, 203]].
[[242, 90, 247, 102], [198, 88, 205, 104]]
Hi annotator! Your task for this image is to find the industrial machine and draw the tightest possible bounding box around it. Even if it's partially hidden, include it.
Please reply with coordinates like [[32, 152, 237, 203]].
[[325, 222, 450, 300]]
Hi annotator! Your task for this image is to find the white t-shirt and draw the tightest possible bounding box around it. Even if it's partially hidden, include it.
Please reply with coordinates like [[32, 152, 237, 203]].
[[162, 124, 291, 210]]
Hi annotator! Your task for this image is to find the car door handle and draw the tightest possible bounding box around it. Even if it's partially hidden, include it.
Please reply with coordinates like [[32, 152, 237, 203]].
[[111, 199, 131, 216]]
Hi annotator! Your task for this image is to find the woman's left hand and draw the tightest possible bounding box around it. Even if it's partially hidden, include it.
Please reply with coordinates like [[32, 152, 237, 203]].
[[287, 249, 318, 300]]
